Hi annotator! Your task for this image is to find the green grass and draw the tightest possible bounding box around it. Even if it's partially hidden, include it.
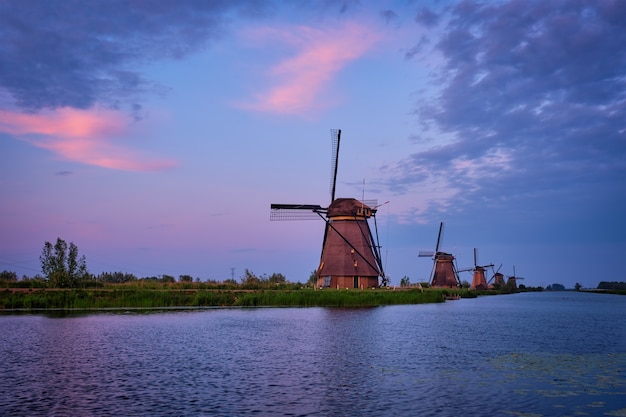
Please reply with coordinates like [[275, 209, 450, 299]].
[[233, 288, 446, 307], [0, 287, 458, 310]]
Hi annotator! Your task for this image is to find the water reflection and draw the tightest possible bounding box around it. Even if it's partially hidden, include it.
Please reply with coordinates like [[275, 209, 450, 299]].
[[0, 293, 625, 416]]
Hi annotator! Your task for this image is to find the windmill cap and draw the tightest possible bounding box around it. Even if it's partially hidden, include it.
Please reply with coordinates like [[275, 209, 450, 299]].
[[328, 198, 373, 218]]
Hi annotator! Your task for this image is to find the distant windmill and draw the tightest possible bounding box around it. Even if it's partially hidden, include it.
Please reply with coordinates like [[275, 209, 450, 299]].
[[487, 264, 505, 289], [506, 265, 524, 290], [270, 129, 387, 289], [418, 222, 461, 288], [458, 248, 494, 290]]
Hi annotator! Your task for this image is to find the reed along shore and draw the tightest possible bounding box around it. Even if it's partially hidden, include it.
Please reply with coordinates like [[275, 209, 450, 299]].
[[0, 287, 484, 311]]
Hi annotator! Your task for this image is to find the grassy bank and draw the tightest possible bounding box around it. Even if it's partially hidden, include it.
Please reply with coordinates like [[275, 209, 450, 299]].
[[0, 287, 474, 310]]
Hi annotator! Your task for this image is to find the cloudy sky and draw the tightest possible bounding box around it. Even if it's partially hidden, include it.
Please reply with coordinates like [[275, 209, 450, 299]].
[[1, 0, 624, 288]]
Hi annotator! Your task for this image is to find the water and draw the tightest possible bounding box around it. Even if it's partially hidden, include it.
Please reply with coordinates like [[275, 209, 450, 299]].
[[1, 291, 625, 416]]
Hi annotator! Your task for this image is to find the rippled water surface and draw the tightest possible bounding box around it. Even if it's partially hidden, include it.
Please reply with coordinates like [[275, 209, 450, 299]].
[[1, 291, 625, 416]]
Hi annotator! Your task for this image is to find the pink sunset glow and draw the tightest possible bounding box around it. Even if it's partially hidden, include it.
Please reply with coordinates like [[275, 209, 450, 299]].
[[0, 107, 175, 171], [239, 21, 382, 114]]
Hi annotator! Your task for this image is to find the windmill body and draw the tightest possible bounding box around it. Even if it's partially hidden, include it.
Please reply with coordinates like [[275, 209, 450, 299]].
[[486, 264, 505, 289], [506, 265, 524, 290], [506, 276, 518, 290], [466, 248, 493, 290], [470, 267, 489, 290], [492, 272, 506, 288], [316, 198, 381, 288], [419, 222, 461, 288], [270, 129, 386, 288], [431, 252, 461, 288]]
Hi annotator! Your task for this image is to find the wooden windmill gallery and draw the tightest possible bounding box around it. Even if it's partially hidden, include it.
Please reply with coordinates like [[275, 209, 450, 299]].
[[270, 129, 388, 289]]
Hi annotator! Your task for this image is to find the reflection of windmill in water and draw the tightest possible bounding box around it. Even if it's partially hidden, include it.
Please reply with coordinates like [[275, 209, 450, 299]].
[[506, 265, 524, 290], [458, 248, 493, 290], [270, 129, 387, 289], [419, 222, 461, 288]]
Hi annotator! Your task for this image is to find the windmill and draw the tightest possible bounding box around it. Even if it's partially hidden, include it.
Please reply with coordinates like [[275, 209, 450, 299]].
[[458, 248, 493, 290], [270, 129, 387, 289], [418, 222, 461, 288], [487, 264, 505, 289], [506, 265, 524, 290]]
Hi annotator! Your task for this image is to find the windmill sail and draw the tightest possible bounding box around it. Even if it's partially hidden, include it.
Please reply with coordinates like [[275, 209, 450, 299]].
[[270, 204, 323, 221], [329, 129, 340, 203]]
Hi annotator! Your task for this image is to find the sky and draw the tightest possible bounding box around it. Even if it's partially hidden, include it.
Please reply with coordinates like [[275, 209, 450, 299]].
[[1, 0, 624, 289]]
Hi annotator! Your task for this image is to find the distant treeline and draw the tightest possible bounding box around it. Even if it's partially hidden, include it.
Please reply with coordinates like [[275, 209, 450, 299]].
[[597, 281, 626, 290], [0, 268, 301, 290], [545, 283, 566, 291]]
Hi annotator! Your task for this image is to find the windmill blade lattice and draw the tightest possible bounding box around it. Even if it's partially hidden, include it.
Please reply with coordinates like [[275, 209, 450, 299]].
[[329, 129, 340, 203], [270, 204, 323, 221]]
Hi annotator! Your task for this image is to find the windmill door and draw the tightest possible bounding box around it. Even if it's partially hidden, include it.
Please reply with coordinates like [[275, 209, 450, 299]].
[[353, 276, 358, 288]]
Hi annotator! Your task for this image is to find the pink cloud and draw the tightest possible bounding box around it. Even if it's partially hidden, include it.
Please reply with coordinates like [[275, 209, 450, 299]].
[[0, 107, 176, 171], [238, 21, 382, 114]]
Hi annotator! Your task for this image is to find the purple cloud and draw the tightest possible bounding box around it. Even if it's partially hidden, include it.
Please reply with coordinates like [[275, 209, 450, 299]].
[[390, 0, 626, 240], [0, 0, 268, 112]]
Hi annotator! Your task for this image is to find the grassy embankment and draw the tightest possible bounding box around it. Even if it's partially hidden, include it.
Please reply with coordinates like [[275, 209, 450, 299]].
[[0, 284, 486, 310]]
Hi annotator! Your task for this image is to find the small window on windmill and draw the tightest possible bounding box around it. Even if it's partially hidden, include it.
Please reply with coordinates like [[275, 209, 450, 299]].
[[353, 260, 358, 268], [350, 249, 355, 254], [324, 276, 331, 287]]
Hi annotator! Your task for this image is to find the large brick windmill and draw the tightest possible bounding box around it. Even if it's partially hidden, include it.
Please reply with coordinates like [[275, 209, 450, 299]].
[[270, 129, 387, 289], [419, 222, 461, 288]]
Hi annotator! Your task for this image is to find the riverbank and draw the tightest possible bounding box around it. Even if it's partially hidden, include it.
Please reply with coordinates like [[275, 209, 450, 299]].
[[0, 287, 489, 310]]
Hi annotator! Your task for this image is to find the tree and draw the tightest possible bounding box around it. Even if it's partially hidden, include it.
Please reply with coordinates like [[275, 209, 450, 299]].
[[161, 274, 175, 283], [179, 274, 193, 283], [546, 283, 565, 291], [241, 269, 260, 287], [268, 273, 286, 285], [400, 276, 410, 287], [96, 272, 137, 283], [0, 270, 18, 282], [40, 238, 89, 287], [223, 278, 238, 286]]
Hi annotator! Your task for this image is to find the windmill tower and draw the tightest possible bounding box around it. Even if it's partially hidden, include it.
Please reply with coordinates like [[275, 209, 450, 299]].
[[487, 264, 505, 289], [506, 265, 524, 290], [270, 129, 387, 289], [463, 248, 493, 290], [418, 222, 461, 288]]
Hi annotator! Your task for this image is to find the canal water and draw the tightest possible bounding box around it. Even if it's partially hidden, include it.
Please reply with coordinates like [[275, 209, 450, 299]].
[[1, 291, 624, 416]]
